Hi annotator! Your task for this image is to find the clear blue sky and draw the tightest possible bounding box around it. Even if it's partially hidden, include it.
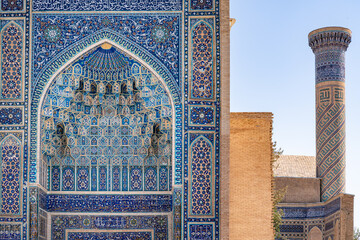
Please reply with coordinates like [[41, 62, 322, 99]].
[[230, 0, 360, 228]]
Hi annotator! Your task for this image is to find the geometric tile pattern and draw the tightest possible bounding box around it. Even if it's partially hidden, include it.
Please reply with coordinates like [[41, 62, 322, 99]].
[[0, 135, 21, 215], [189, 224, 213, 239], [316, 94, 345, 201], [0, 223, 21, 239], [1, 22, 23, 100], [190, 135, 213, 216], [40, 45, 172, 192], [309, 28, 351, 201], [0, 108, 22, 125], [190, 19, 214, 99], [1, 0, 23, 11], [280, 225, 304, 232], [32, 0, 182, 11]]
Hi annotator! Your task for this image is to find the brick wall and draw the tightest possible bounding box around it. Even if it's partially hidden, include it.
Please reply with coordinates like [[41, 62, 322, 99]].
[[230, 112, 274, 239]]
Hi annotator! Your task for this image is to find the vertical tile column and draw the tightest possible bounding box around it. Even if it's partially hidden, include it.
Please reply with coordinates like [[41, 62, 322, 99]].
[[308, 27, 351, 201]]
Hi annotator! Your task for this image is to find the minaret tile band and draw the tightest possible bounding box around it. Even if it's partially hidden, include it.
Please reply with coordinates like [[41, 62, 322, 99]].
[[309, 27, 351, 202]]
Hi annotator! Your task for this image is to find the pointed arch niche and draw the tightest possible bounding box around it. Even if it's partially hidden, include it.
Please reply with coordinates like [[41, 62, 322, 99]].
[[39, 42, 174, 193]]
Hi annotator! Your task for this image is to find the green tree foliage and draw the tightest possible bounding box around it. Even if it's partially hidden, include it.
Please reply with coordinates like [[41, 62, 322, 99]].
[[272, 142, 286, 239], [354, 227, 360, 240]]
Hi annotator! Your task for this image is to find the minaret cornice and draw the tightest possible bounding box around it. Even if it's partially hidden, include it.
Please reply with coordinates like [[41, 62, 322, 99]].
[[308, 27, 351, 53]]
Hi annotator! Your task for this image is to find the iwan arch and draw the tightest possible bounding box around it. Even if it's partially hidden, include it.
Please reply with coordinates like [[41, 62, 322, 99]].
[[0, 1, 230, 239]]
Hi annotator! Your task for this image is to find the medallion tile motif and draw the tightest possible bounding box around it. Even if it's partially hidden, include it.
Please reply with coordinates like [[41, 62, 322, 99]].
[[190, 106, 215, 126], [0, 108, 22, 125], [190, 0, 213, 10]]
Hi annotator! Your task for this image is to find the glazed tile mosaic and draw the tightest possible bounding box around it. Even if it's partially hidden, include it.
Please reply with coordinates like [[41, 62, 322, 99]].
[[0, 0, 223, 239]]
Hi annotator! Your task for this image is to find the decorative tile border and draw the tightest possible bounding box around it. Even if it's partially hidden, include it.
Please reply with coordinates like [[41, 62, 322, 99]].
[[32, 0, 182, 12], [46, 194, 173, 213]]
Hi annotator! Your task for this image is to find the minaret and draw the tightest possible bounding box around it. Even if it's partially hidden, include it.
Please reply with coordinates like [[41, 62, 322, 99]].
[[308, 27, 351, 202]]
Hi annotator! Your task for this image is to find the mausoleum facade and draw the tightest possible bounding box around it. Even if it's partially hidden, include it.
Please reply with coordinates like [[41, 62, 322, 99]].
[[0, 0, 230, 239]]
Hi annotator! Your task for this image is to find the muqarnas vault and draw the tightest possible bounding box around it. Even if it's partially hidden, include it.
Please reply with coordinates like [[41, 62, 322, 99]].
[[0, 0, 230, 239]]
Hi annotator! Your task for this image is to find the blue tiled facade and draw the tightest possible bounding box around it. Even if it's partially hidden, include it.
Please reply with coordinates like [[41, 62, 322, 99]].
[[277, 196, 343, 239], [0, 0, 223, 239]]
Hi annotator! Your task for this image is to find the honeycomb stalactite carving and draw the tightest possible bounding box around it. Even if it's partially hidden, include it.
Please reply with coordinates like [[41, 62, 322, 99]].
[[40, 45, 173, 192]]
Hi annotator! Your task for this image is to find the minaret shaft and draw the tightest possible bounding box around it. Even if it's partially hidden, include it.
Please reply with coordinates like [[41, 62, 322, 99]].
[[309, 27, 351, 202]]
